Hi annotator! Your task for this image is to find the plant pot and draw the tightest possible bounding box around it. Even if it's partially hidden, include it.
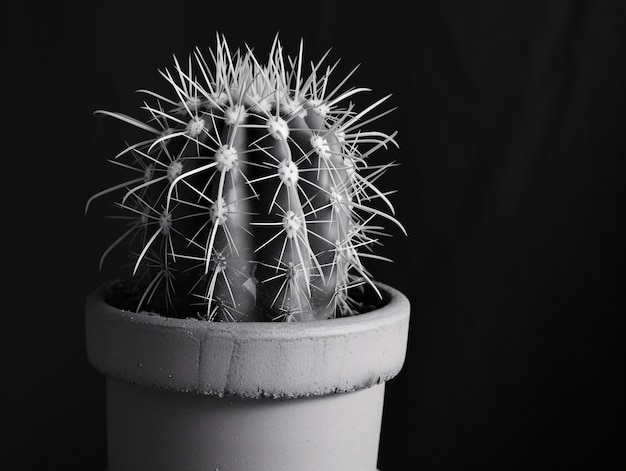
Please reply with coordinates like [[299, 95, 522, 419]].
[[85, 281, 410, 471]]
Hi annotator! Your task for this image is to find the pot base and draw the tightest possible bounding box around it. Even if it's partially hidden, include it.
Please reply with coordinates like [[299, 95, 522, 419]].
[[107, 378, 385, 471]]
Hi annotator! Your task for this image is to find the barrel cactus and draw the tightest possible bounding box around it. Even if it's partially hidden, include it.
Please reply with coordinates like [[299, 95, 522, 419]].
[[87, 35, 403, 322]]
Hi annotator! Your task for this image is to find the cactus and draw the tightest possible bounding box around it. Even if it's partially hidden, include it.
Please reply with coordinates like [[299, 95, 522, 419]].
[[87, 35, 404, 322]]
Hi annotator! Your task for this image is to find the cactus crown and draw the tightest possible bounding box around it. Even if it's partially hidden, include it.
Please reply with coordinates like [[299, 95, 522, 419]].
[[88, 34, 404, 322]]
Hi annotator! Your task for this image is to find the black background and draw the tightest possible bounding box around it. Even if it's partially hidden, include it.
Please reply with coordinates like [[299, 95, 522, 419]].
[[3, 1, 624, 469]]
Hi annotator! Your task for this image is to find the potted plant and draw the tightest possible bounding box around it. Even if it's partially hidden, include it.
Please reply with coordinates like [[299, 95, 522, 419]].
[[86, 34, 410, 471]]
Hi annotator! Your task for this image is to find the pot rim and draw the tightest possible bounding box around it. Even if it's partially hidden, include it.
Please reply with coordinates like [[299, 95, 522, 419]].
[[86, 281, 410, 398]]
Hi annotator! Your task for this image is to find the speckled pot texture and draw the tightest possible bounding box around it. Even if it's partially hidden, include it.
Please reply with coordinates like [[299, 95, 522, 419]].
[[86, 282, 410, 471]]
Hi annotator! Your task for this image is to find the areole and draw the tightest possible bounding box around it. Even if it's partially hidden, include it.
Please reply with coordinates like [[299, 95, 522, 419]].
[[86, 282, 410, 471]]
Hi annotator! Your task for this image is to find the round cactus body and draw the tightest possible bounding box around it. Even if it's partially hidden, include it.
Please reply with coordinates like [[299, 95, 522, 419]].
[[88, 35, 403, 322]]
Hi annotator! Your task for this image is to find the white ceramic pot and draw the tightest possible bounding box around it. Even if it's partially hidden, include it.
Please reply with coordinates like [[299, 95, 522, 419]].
[[86, 282, 410, 471]]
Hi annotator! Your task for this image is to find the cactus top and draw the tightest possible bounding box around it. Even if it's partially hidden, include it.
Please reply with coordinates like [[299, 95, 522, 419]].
[[88, 35, 403, 322]]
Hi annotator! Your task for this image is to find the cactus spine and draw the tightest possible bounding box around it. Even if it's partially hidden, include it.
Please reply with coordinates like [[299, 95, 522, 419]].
[[88, 35, 403, 322]]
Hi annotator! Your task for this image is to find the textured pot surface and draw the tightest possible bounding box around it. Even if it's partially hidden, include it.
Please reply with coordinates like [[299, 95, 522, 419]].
[[86, 282, 410, 398], [86, 283, 410, 471]]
